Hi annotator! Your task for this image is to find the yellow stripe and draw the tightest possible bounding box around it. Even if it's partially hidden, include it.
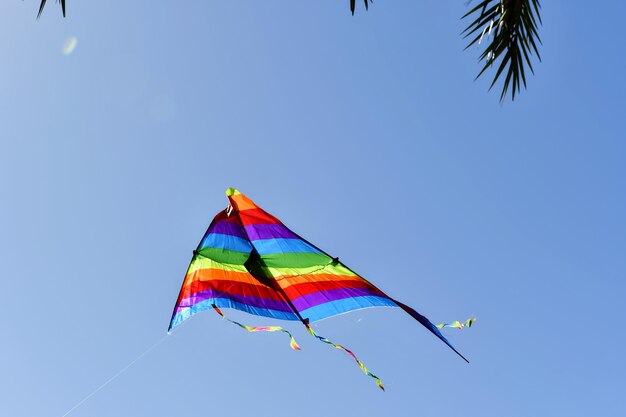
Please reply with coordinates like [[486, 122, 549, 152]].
[[277, 273, 367, 287], [186, 257, 248, 275], [263, 263, 358, 281]]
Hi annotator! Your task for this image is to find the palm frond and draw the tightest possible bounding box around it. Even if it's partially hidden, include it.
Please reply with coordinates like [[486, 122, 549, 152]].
[[38, 0, 66, 18], [463, 0, 542, 101], [350, 0, 370, 15]]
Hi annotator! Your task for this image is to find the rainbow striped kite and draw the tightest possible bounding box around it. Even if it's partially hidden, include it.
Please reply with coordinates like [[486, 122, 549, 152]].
[[169, 188, 469, 389]]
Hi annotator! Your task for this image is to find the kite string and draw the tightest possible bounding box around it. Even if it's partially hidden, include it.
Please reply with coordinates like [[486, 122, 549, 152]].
[[61, 244, 335, 416], [60, 334, 170, 417]]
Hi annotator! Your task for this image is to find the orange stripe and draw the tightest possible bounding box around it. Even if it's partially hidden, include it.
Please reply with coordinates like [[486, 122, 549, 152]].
[[182, 268, 260, 286], [229, 193, 258, 211]]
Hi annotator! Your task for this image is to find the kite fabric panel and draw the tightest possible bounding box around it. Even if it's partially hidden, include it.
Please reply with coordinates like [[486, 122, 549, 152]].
[[168, 188, 470, 389], [168, 188, 402, 330]]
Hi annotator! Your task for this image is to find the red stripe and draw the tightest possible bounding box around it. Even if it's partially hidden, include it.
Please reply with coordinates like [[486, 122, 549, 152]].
[[219, 215, 241, 224], [281, 279, 385, 300], [211, 210, 242, 224], [237, 208, 281, 226], [179, 279, 288, 304]]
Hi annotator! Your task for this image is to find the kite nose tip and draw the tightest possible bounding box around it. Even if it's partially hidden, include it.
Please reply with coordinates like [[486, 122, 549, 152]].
[[225, 187, 240, 197]]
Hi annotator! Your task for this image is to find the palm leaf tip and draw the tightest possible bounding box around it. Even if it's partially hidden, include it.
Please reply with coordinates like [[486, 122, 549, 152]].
[[463, 0, 542, 101], [350, 0, 370, 15], [38, 0, 66, 18]]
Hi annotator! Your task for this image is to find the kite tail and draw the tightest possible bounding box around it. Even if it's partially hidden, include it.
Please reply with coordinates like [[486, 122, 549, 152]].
[[436, 318, 476, 330], [304, 323, 384, 391], [212, 305, 301, 350]]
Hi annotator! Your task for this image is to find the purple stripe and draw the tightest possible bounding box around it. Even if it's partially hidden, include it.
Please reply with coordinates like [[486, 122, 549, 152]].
[[208, 221, 247, 240], [176, 289, 294, 314], [291, 287, 388, 311], [245, 223, 298, 240]]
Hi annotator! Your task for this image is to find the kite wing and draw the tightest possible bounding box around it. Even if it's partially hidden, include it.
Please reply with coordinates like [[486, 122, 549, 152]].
[[168, 208, 299, 332], [224, 188, 468, 362], [228, 190, 397, 322]]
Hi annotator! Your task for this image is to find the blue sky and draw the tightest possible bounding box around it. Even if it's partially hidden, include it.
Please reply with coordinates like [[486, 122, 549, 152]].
[[1, 1, 625, 416]]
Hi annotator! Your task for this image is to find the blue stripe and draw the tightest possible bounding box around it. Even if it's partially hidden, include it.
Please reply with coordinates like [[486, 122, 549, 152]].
[[169, 298, 299, 330], [252, 238, 321, 255], [199, 233, 252, 253], [300, 296, 398, 322]]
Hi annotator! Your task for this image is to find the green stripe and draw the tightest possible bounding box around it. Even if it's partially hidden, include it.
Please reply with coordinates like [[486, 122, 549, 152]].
[[196, 247, 250, 265], [192, 249, 333, 272], [260, 252, 331, 268], [187, 256, 249, 275]]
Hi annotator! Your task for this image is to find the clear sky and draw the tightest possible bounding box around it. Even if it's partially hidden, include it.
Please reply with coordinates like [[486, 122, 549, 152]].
[[1, 1, 625, 416]]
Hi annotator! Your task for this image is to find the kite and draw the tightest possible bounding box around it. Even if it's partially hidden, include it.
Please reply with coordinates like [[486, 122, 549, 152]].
[[168, 188, 472, 390]]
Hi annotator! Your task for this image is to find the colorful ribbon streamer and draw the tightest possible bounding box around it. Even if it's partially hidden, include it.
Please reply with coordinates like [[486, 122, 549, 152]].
[[213, 303, 383, 389], [212, 305, 301, 350], [436, 318, 476, 330], [304, 323, 384, 391]]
